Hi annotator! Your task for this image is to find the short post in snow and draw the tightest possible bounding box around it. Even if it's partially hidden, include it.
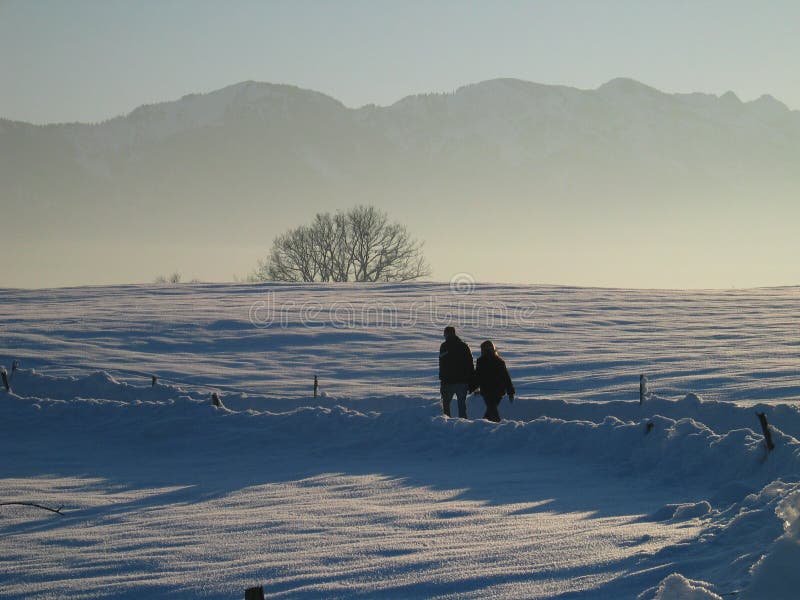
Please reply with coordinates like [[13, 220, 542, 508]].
[[639, 374, 648, 405], [11, 360, 20, 377], [245, 586, 265, 600], [644, 421, 654, 435], [151, 375, 158, 387], [211, 392, 223, 408], [756, 412, 775, 452], [313, 375, 318, 398], [1, 367, 10, 392]]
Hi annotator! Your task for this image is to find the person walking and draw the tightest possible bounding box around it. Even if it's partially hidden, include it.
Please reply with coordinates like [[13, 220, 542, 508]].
[[438, 326, 474, 418], [474, 340, 515, 423]]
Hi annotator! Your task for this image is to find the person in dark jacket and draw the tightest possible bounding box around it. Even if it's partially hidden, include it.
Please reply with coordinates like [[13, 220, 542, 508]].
[[474, 340, 515, 422], [438, 326, 474, 418]]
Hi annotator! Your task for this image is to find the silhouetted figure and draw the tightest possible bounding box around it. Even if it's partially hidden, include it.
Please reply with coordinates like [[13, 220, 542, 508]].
[[438, 326, 474, 418], [475, 340, 515, 422]]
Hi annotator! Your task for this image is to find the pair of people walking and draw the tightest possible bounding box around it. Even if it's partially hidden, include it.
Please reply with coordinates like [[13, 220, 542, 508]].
[[438, 326, 515, 422]]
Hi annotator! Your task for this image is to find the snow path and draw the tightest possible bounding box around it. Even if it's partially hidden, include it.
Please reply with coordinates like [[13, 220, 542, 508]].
[[1, 443, 702, 599]]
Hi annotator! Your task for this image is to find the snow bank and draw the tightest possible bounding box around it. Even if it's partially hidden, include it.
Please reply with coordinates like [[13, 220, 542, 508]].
[[5, 368, 189, 403], [9, 367, 800, 440], [650, 574, 723, 600], [508, 393, 800, 439], [738, 489, 800, 599], [5, 389, 798, 494], [639, 479, 800, 599]]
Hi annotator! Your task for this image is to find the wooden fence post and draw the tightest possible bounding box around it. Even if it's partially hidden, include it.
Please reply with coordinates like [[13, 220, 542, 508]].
[[245, 586, 265, 600], [756, 412, 775, 452], [639, 374, 648, 405], [211, 392, 223, 408], [314, 375, 318, 398], [1, 368, 9, 392], [151, 375, 158, 387]]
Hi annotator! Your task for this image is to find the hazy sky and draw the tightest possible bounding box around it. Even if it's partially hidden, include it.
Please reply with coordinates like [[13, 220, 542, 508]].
[[3, 1, 800, 289], [2, 0, 800, 124]]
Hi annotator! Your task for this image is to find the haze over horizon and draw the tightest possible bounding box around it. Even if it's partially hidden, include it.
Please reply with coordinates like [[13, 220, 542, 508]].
[[2, 1, 799, 289]]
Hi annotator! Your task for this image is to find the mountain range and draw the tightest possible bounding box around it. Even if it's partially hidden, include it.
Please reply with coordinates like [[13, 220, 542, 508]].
[[2, 78, 799, 287]]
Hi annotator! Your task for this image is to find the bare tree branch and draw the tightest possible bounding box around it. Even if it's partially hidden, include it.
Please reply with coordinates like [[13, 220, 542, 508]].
[[0, 502, 65, 515]]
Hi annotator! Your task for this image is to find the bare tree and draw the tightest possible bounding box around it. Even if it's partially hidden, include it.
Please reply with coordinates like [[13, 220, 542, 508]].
[[255, 206, 430, 282]]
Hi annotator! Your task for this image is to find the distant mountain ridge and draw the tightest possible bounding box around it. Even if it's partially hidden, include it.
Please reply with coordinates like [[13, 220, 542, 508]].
[[4, 76, 798, 173], [2, 77, 799, 286]]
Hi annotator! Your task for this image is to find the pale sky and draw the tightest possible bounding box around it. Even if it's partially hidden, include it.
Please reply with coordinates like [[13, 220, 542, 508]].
[[2, 0, 799, 124]]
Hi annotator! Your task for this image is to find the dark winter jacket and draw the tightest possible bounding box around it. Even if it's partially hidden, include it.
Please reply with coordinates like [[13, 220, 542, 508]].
[[475, 353, 515, 400], [439, 336, 475, 384]]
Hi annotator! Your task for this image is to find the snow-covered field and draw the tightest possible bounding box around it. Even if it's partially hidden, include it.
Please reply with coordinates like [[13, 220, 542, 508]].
[[2, 283, 799, 599]]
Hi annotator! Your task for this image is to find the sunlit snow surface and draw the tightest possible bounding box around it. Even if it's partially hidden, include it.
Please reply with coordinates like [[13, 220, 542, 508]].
[[1, 283, 797, 402], [1, 283, 799, 599]]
